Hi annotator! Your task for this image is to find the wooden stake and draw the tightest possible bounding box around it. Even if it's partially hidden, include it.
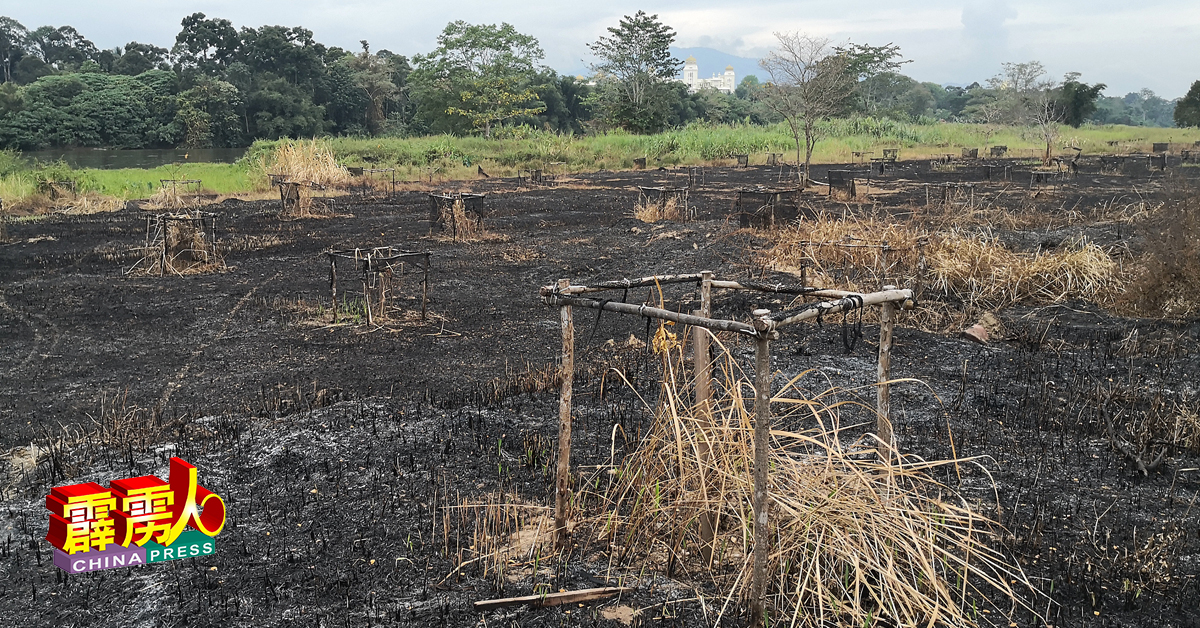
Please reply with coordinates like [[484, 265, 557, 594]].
[[695, 271, 716, 565], [362, 275, 373, 325], [877, 286, 897, 461], [555, 278, 574, 548], [329, 256, 338, 323], [378, 272, 387, 322], [750, 310, 773, 627], [421, 259, 429, 321], [159, 217, 167, 277], [695, 271, 713, 411]]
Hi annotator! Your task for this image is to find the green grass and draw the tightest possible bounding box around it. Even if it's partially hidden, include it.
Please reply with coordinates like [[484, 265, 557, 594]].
[[83, 162, 258, 198], [3, 121, 1198, 206], [301, 120, 1200, 178], [0, 161, 256, 206]]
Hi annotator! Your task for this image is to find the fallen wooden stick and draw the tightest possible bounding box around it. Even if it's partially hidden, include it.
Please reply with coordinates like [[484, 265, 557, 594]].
[[474, 586, 630, 611]]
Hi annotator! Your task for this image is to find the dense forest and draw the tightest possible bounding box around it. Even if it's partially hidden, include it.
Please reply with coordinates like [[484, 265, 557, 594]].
[[0, 13, 1185, 151]]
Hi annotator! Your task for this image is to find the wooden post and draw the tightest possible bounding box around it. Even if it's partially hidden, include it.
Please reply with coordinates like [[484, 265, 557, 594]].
[[421, 257, 429, 321], [159, 217, 167, 277], [750, 310, 773, 627], [695, 271, 715, 564], [378, 271, 387, 322], [555, 278, 574, 548], [695, 271, 713, 408], [362, 259, 374, 326], [329, 255, 338, 323], [877, 286, 897, 462]]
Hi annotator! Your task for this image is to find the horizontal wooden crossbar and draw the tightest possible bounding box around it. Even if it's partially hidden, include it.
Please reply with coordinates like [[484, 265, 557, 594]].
[[541, 272, 913, 338]]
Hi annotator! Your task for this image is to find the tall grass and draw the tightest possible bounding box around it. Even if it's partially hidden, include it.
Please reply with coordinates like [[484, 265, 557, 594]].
[[247, 139, 350, 188], [579, 339, 1035, 626], [308, 121, 1200, 177], [1, 162, 255, 206], [3, 121, 1197, 206], [763, 214, 1120, 319]]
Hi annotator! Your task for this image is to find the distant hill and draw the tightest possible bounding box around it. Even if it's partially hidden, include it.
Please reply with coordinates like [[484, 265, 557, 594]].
[[671, 47, 763, 85]]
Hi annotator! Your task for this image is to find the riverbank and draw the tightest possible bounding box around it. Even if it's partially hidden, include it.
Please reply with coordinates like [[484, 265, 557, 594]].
[[2, 121, 1197, 210]]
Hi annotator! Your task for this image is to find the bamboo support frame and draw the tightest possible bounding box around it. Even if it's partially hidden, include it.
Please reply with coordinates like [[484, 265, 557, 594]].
[[540, 272, 914, 625]]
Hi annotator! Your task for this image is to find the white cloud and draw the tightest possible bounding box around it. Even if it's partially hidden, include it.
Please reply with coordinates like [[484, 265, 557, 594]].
[[3, 1, 1198, 96]]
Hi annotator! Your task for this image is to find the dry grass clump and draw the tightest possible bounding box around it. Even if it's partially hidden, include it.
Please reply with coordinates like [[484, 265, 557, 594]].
[[145, 185, 200, 210], [927, 231, 1117, 309], [436, 199, 503, 242], [57, 193, 124, 215], [633, 196, 685, 223], [1116, 176, 1200, 319], [767, 215, 927, 290], [256, 140, 351, 188], [580, 344, 1033, 626], [131, 215, 224, 276], [763, 215, 1119, 312], [439, 494, 555, 591]]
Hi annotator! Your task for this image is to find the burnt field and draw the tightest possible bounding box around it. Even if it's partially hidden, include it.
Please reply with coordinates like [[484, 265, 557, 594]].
[[1, 156, 1199, 627]]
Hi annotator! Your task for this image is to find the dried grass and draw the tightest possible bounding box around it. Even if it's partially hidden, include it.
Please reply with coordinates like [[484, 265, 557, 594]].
[[633, 196, 685, 223], [439, 494, 555, 591], [131, 214, 225, 276], [579, 342, 1035, 626], [764, 215, 1119, 314], [1116, 176, 1200, 320], [57, 193, 124, 215], [927, 231, 1117, 309], [145, 185, 199, 210], [436, 199, 501, 242], [256, 140, 351, 189]]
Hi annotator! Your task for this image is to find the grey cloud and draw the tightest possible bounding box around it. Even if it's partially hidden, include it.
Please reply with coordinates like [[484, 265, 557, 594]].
[[961, 1, 1017, 50]]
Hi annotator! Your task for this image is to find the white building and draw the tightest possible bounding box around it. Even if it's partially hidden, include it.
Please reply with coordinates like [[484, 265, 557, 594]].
[[681, 56, 735, 94]]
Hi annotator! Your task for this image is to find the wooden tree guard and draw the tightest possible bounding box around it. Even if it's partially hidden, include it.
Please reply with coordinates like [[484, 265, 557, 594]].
[[325, 247, 431, 325], [279, 181, 301, 213], [636, 185, 691, 221], [143, 212, 219, 276], [427, 192, 487, 240], [736, 187, 799, 229], [540, 273, 914, 625]]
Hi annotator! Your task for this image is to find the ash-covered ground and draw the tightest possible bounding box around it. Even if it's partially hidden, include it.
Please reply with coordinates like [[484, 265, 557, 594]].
[[2, 160, 1198, 627]]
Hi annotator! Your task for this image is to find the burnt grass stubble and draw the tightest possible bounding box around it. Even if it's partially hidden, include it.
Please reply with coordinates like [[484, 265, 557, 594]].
[[0, 158, 1198, 627]]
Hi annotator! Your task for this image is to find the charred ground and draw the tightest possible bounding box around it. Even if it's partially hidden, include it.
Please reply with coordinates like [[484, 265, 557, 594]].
[[1, 158, 1199, 627]]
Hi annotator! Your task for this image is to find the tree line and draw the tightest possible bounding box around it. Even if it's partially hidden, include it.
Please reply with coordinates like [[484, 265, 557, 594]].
[[0, 12, 1190, 151]]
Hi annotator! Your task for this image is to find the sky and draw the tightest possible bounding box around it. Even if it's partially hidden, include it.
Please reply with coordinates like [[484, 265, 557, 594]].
[[2, 0, 1198, 98]]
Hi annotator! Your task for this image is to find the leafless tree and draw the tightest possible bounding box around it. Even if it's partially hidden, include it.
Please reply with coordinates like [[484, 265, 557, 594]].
[[1030, 88, 1063, 164], [758, 32, 853, 186], [982, 60, 1063, 163]]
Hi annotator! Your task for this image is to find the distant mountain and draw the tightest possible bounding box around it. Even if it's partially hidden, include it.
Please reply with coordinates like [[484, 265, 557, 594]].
[[671, 47, 763, 85]]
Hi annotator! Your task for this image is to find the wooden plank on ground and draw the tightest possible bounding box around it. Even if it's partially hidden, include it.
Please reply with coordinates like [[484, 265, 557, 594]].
[[474, 587, 630, 611]]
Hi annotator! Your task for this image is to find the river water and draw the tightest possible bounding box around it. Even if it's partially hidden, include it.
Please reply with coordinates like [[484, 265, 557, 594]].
[[19, 147, 247, 170]]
